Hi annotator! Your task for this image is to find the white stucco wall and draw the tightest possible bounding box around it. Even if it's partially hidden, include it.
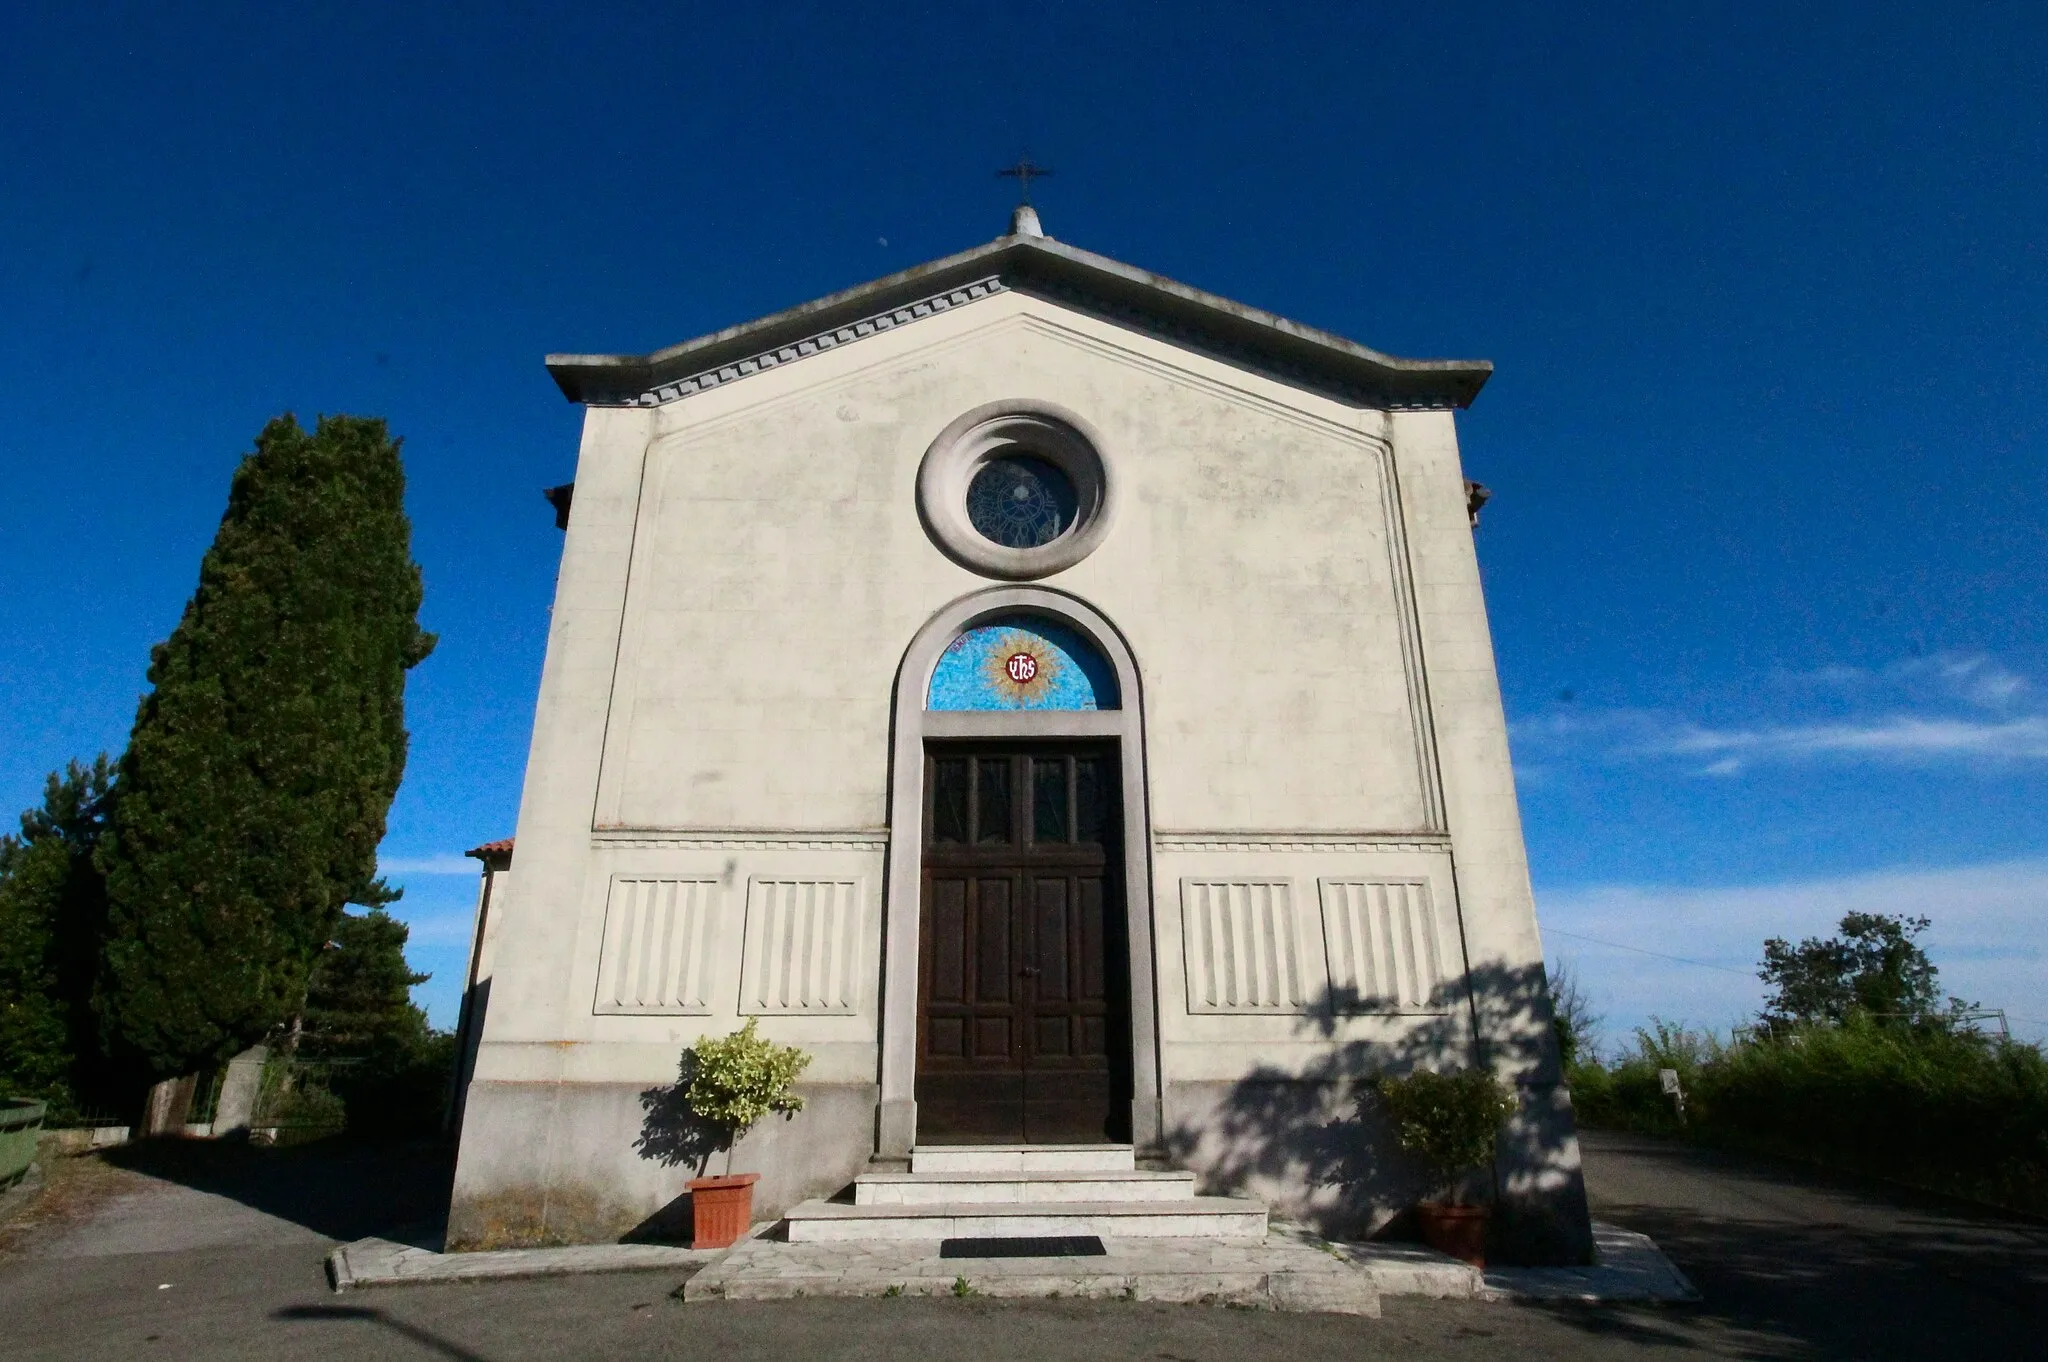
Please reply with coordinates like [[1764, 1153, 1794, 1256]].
[[450, 285, 1587, 1256]]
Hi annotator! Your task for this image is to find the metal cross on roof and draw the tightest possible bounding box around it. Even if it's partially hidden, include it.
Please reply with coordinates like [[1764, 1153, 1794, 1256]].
[[997, 157, 1053, 206]]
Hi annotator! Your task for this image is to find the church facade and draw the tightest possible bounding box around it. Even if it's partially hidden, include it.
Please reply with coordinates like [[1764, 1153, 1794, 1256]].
[[448, 210, 1593, 1261]]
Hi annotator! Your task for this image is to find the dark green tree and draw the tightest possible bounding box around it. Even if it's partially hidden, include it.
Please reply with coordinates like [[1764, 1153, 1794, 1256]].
[[300, 908, 431, 1064], [300, 908, 454, 1135], [1759, 911, 1966, 1030], [94, 415, 435, 1082], [0, 757, 117, 1115]]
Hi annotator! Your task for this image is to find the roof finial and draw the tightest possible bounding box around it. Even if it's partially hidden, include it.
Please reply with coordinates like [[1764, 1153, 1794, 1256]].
[[997, 157, 1051, 237]]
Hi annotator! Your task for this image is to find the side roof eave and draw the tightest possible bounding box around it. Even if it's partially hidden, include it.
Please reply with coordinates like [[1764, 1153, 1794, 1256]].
[[546, 233, 1492, 410]]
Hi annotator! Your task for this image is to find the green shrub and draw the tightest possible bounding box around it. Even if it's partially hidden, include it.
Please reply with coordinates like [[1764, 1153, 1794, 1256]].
[[325, 1031, 457, 1138], [1569, 1017, 2048, 1215], [684, 1019, 810, 1170], [1374, 1069, 1518, 1204], [1569, 1019, 1721, 1136], [251, 1058, 348, 1144]]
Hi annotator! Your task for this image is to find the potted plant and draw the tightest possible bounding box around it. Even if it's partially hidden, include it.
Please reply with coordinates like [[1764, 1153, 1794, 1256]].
[[1373, 1068, 1518, 1266], [678, 1019, 810, 1248]]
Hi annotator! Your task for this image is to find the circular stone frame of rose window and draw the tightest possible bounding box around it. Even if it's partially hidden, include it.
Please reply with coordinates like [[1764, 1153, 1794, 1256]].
[[916, 401, 1116, 581]]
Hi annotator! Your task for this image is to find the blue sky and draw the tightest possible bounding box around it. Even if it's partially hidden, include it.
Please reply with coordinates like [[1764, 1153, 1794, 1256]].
[[4, 3, 2043, 1042]]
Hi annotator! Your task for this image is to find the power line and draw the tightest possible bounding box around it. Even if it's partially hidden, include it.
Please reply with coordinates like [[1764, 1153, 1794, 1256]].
[[1546, 928, 1755, 977]]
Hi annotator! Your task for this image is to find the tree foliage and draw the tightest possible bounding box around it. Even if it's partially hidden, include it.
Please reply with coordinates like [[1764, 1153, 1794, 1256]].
[[1373, 1069, 1517, 1204], [1759, 911, 1965, 1030], [300, 908, 431, 1063], [94, 414, 434, 1080], [1546, 957, 1602, 1069], [685, 1018, 810, 1135], [1566, 912, 2045, 1217], [0, 758, 117, 1115], [294, 907, 452, 1136], [1570, 1017, 2048, 1217]]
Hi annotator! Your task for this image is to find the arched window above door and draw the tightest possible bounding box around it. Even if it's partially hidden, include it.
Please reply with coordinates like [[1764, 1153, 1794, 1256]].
[[926, 613, 1121, 711]]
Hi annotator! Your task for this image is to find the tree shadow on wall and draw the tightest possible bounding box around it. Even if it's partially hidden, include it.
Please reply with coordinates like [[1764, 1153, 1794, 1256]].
[[635, 1051, 728, 1177], [627, 1053, 731, 1243], [1165, 959, 1593, 1265]]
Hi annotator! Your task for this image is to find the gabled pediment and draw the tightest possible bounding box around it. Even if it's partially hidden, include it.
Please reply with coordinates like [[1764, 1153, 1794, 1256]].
[[545, 229, 1490, 410]]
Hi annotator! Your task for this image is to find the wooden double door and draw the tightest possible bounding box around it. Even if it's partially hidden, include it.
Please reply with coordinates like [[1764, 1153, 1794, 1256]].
[[916, 742, 1132, 1144]]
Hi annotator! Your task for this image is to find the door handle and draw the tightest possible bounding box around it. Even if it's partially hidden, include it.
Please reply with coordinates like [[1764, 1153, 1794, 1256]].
[[1019, 966, 1041, 977]]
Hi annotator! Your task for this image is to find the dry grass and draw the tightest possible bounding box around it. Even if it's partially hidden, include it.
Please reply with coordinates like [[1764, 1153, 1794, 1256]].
[[0, 1141, 153, 1258]]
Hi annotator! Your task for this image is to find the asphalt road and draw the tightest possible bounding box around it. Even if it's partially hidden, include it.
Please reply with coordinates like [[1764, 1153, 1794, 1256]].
[[1, 1130, 2043, 1361]]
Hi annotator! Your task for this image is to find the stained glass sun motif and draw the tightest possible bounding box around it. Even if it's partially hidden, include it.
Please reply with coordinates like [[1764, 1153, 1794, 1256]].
[[965, 455, 1078, 548]]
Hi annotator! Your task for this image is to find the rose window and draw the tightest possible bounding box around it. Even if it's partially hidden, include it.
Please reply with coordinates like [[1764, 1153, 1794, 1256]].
[[964, 455, 1079, 549]]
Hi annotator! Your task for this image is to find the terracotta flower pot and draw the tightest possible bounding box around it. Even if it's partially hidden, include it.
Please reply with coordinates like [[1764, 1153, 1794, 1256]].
[[1416, 1201, 1490, 1267], [686, 1173, 760, 1249]]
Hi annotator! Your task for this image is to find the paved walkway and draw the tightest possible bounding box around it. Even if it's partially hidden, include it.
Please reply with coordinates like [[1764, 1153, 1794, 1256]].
[[1578, 1129, 2048, 1359]]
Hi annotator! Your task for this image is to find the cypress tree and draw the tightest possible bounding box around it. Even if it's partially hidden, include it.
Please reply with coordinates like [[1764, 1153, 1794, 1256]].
[[94, 415, 435, 1082]]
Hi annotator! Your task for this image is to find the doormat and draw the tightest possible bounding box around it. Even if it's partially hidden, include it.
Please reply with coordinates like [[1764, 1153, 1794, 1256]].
[[940, 1235, 1108, 1259]]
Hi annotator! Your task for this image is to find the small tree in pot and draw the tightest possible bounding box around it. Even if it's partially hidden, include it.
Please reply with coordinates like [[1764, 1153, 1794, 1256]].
[[676, 1019, 810, 1248], [1373, 1068, 1518, 1266]]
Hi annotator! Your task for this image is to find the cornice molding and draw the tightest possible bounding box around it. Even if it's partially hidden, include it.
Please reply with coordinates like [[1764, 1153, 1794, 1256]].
[[630, 277, 1008, 407], [1152, 831, 1453, 853], [591, 827, 889, 850]]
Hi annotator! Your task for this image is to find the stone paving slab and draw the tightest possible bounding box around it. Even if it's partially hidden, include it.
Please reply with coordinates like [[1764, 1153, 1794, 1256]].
[[681, 1224, 1381, 1315], [1479, 1222, 1700, 1303], [1334, 1221, 1697, 1304], [327, 1228, 758, 1291], [1330, 1238, 1485, 1298]]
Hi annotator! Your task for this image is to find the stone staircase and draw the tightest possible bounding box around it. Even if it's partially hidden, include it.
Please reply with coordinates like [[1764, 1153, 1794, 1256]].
[[784, 1144, 1268, 1243]]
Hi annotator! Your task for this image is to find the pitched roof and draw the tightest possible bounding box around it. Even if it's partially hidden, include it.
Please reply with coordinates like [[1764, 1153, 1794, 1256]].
[[465, 837, 513, 864], [545, 229, 1491, 411]]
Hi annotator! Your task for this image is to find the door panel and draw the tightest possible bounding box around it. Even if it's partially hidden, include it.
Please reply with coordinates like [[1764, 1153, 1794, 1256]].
[[916, 745, 1129, 1144]]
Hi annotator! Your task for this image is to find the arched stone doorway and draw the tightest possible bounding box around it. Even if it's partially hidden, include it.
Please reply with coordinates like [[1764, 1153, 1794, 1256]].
[[878, 587, 1159, 1157]]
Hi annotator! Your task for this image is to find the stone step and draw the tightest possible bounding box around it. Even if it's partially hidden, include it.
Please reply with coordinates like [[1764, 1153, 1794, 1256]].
[[854, 1170, 1197, 1205], [909, 1143, 1134, 1175], [784, 1196, 1268, 1243]]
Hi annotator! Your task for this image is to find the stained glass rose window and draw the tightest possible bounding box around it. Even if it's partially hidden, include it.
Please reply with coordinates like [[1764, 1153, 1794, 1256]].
[[965, 455, 1078, 548]]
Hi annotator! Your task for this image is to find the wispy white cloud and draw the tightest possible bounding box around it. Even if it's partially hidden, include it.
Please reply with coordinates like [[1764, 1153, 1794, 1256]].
[[1539, 859, 2048, 1047], [1774, 652, 2029, 712], [378, 854, 478, 877], [1644, 714, 2048, 767], [1514, 651, 2048, 775]]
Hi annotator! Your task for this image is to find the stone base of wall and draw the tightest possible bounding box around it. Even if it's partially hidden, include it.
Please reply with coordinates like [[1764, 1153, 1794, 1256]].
[[447, 1080, 877, 1251]]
